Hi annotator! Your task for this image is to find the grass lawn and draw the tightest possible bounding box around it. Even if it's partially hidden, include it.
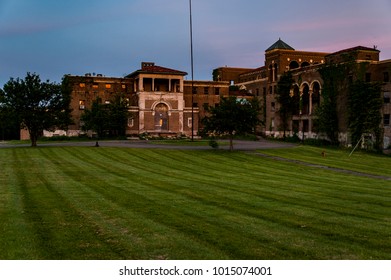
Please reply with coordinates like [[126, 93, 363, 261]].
[[0, 146, 390, 260]]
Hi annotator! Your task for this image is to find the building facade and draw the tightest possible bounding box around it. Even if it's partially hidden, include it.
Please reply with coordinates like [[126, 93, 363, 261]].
[[35, 39, 390, 148], [215, 39, 391, 148], [62, 62, 229, 138]]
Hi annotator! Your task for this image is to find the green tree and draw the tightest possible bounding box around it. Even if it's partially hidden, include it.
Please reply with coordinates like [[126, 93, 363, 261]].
[[316, 63, 349, 144], [348, 80, 383, 150], [81, 98, 108, 141], [0, 73, 73, 146], [276, 71, 295, 139], [202, 96, 262, 151], [81, 93, 131, 143]]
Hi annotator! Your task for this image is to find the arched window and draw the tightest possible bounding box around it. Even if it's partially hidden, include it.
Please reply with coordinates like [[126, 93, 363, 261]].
[[289, 61, 299, 70], [154, 103, 169, 131]]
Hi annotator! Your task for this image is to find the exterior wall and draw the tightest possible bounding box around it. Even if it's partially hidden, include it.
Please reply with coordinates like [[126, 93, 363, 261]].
[[213, 67, 255, 84], [183, 80, 230, 132], [224, 42, 390, 147], [65, 67, 230, 138], [67, 75, 134, 136]]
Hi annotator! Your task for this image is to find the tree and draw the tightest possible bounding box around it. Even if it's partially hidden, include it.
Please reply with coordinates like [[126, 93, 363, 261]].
[[315, 63, 350, 144], [276, 71, 295, 139], [348, 80, 383, 150], [0, 73, 73, 147], [81, 93, 131, 143], [202, 96, 262, 151]]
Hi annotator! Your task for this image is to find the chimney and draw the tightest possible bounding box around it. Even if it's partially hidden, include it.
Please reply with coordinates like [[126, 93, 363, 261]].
[[142, 62, 155, 69]]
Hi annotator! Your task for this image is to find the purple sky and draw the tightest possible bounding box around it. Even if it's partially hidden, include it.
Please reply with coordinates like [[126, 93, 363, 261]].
[[1, 0, 391, 87]]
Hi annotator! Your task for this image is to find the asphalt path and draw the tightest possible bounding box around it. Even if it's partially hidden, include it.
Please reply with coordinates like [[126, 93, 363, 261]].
[[0, 139, 296, 150]]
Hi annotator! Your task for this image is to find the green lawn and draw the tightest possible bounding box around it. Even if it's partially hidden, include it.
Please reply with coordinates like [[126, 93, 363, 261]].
[[0, 146, 390, 260]]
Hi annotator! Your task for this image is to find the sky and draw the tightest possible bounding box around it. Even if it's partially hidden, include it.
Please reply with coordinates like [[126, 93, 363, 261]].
[[1, 0, 391, 87]]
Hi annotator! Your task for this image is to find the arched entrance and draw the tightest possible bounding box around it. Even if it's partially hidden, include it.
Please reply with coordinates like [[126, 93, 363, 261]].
[[154, 103, 169, 131]]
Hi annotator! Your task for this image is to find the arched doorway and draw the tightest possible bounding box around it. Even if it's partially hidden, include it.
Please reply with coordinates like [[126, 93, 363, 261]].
[[154, 103, 169, 131]]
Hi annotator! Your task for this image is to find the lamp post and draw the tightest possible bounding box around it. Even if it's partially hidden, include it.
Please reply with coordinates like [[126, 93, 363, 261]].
[[189, 0, 194, 141]]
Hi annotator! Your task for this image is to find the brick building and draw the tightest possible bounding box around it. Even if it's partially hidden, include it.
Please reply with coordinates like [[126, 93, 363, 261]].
[[63, 62, 229, 138], [215, 39, 391, 148]]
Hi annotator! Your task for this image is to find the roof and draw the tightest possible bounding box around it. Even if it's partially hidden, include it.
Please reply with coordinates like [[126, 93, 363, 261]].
[[126, 62, 187, 77], [265, 38, 295, 52], [326, 46, 380, 57]]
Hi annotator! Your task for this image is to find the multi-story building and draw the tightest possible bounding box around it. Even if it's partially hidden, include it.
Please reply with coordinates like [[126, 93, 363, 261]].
[[36, 39, 391, 148], [62, 62, 229, 138], [215, 39, 391, 148]]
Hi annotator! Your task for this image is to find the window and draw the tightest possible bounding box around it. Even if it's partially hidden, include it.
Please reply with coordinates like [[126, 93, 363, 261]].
[[92, 83, 99, 89], [192, 102, 198, 108], [105, 84, 112, 89], [365, 73, 371, 82], [215, 87, 220, 95], [79, 83, 86, 88], [122, 84, 127, 89], [192, 87, 197, 94], [79, 100, 85, 110], [384, 114, 390, 126], [384, 72, 390, 83], [384, 92, 390, 103], [188, 117, 193, 128], [271, 102, 276, 111], [104, 100, 110, 104], [128, 118, 134, 127], [204, 87, 209, 95]]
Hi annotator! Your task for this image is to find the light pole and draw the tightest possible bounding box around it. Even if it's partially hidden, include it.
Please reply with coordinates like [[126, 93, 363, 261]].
[[189, 0, 194, 141]]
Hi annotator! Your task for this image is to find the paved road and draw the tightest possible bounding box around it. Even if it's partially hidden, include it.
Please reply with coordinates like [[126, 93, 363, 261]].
[[0, 139, 296, 150]]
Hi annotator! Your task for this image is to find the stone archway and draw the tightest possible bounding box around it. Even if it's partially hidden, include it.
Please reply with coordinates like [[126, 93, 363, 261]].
[[154, 103, 169, 131]]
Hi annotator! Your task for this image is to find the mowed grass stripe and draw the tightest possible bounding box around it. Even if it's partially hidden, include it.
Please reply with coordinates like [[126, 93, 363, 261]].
[[261, 146, 391, 177], [37, 147, 391, 258], [0, 147, 390, 259]]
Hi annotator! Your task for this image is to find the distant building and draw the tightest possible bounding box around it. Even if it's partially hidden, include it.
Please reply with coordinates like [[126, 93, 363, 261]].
[[215, 39, 391, 148], [25, 39, 390, 148], [63, 62, 229, 138]]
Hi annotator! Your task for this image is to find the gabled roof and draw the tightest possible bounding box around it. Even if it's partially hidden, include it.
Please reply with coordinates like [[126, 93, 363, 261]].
[[265, 38, 295, 52], [126, 62, 187, 78], [326, 46, 380, 57]]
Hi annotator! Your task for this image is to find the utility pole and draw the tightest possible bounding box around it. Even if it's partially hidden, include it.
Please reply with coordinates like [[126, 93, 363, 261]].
[[189, 0, 194, 141]]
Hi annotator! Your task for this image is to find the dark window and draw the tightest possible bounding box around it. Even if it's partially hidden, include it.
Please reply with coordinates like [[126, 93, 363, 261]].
[[365, 73, 371, 82], [215, 87, 220, 95], [384, 92, 390, 103], [384, 72, 390, 83], [384, 114, 390, 126], [192, 102, 198, 107], [204, 87, 209, 95]]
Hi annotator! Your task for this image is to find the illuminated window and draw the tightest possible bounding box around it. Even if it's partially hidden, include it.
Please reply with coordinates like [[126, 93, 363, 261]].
[[92, 83, 99, 89], [79, 100, 85, 110], [105, 84, 112, 89], [79, 83, 85, 88], [122, 84, 126, 89], [128, 118, 134, 127]]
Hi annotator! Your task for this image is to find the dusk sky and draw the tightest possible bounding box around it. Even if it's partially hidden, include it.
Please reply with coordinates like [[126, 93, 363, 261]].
[[1, 0, 391, 87]]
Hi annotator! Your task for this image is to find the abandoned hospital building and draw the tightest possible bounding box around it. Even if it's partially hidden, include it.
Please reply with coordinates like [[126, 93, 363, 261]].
[[54, 39, 391, 148]]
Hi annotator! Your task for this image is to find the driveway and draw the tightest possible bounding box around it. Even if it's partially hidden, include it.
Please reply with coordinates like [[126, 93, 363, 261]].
[[0, 139, 296, 150]]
